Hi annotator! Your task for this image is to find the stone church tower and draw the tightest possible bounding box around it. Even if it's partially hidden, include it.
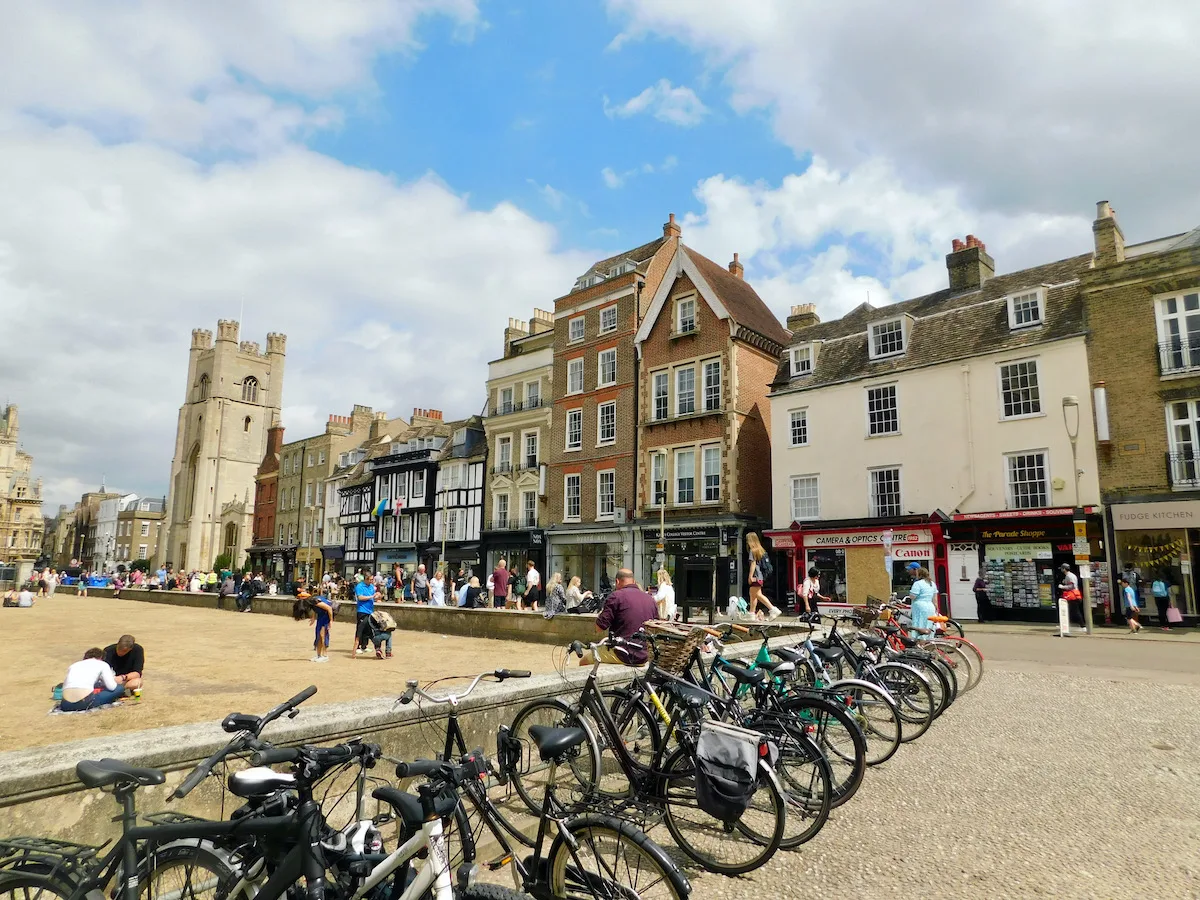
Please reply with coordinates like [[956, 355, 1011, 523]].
[[159, 320, 285, 571]]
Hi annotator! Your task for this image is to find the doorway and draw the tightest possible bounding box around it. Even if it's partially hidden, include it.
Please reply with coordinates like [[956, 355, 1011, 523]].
[[947, 542, 979, 620]]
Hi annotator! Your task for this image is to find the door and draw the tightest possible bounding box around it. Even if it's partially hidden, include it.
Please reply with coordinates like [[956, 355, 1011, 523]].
[[948, 542, 979, 620]]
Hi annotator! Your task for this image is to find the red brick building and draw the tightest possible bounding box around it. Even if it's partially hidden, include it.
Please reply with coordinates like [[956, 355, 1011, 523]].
[[633, 243, 790, 609], [247, 419, 283, 574]]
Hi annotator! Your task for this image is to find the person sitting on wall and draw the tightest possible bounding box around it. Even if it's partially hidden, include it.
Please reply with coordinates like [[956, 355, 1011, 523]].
[[102, 634, 144, 694], [59, 648, 126, 711], [580, 568, 659, 666]]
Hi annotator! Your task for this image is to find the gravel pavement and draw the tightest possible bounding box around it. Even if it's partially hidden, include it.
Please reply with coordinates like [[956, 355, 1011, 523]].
[[680, 643, 1200, 898]]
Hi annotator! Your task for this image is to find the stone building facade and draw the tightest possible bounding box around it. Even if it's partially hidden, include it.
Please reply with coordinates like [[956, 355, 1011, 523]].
[[160, 320, 285, 572], [633, 244, 789, 606], [1081, 202, 1200, 618], [115, 497, 166, 565], [0, 405, 44, 583]]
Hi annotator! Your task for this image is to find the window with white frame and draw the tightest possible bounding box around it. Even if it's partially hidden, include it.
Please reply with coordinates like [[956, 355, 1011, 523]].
[[394, 474, 406, 502], [307, 452, 314, 468], [499, 387, 514, 414], [597, 470, 616, 519], [495, 493, 510, 528], [598, 348, 617, 386], [675, 449, 695, 504], [444, 463, 464, 491], [870, 467, 903, 517], [652, 372, 668, 421], [447, 508, 465, 541], [1006, 450, 1049, 509], [497, 436, 512, 472], [412, 470, 426, 499], [790, 475, 820, 521], [522, 491, 537, 527], [306, 481, 314, 507], [703, 360, 721, 411], [569, 316, 585, 342], [651, 452, 667, 505], [869, 318, 906, 359], [564, 474, 581, 521], [318, 450, 326, 465], [283, 456, 291, 476], [418, 513, 431, 541], [567, 358, 584, 394], [377, 477, 391, 502], [676, 367, 696, 416], [999, 359, 1042, 419], [1167, 400, 1200, 486], [566, 409, 582, 450], [597, 401, 616, 445], [867, 385, 899, 436], [526, 380, 540, 407], [790, 344, 813, 376], [138, 544, 148, 559], [1156, 291, 1200, 373], [676, 297, 696, 334], [702, 446, 721, 502], [1007, 289, 1044, 329], [599, 305, 617, 333], [382, 516, 396, 543], [400, 515, 413, 542], [789, 409, 808, 447], [141, 522, 150, 536], [524, 431, 539, 468]]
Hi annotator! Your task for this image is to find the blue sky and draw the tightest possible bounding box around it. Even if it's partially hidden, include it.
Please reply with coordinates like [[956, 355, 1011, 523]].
[[1, 0, 1196, 506]]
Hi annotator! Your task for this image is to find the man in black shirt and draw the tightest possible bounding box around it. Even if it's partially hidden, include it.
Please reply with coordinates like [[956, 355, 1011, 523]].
[[102, 634, 144, 693], [582, 569, 658, 666]]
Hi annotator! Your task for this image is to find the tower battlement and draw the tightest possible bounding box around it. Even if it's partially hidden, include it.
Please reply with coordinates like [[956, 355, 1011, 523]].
[[191, 329, 213, 350], [239, 341, 261, 355], [266, 333, 287, 355], [216, 319, 240, 343]]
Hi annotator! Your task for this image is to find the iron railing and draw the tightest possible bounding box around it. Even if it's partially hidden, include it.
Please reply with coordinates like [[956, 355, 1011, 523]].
[[489, 398, 544, 417], [1167, 452, 1200, 488], [1157, 339, 1200, 376]]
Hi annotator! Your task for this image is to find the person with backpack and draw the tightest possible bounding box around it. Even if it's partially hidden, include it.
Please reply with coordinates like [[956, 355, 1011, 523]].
[[369, 608, 396, 658], [745, 532, 781, 620]]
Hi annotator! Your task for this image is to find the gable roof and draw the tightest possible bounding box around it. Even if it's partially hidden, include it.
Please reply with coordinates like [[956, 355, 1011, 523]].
[[771, 251, 1093, 393], [634, 244, 790, 350]]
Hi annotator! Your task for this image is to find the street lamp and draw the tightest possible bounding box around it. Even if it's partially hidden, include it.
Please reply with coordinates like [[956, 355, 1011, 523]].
[[1061, 395, 1093, 635]]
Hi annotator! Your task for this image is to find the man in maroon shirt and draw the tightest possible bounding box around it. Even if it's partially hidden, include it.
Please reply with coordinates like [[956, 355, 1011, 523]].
[[582, 568, 659, 665], [492, 558, 510, 608]]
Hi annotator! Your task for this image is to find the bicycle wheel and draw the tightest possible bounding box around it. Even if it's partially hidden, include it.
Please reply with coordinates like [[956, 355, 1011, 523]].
[[931, 641, 975, 695], [766, 724, 833, 848], [508, 699, 601, 815], [0, 873, 72, 900], [778, 695, 866, 809], [599, 688, 662, 798], [900, 655, 949, 718], [874, 663, 934, 742], [141, 843, 240, 900], [828, 680, 902, 765], [659, 743, 785, 876], [548, 814, 690, 900], [940, 638, 984, 691]]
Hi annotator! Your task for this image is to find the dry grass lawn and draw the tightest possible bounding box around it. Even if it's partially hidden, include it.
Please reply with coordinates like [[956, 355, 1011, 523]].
[[5, 595, 562, 752]]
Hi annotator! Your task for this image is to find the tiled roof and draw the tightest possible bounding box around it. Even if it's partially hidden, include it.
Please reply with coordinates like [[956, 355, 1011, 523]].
[[685, 246, 791, 347], [1166, 226, 1200, 251], [582, 237, 668, 280], [771, 252, 1093, 393]]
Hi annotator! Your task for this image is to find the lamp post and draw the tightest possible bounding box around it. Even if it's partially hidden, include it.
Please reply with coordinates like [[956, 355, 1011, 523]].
[[1062, 396, 1093, 634]]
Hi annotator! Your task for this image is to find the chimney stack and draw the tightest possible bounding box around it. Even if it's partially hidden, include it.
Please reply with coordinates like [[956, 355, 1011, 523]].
[[787, 303, 820, 332], [1092, 200, 1126, 266], [663, 212, 682, 239], [504, 317, 529, 356], [728, 252, 744, 279], [946, 234, 995, 291], [528, 308, 554, 335]]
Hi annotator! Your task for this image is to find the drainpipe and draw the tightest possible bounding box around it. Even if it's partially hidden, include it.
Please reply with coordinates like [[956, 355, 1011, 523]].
[[954, 365, 977, 510], [632, 277, 644, 576]]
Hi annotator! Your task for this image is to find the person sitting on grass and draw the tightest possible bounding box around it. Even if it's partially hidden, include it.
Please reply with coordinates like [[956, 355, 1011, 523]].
[[60, 648, 126, 711], [102, 634, 144, 695], [292, 591, 333, 662]]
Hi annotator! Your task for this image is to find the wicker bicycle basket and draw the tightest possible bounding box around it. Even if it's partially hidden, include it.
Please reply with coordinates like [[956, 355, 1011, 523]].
[[648, 626, 709, 675]]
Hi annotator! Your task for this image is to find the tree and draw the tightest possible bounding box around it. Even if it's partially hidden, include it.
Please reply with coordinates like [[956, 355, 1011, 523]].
[[214, 552, 233, 573], [130, 559, 151, 573]]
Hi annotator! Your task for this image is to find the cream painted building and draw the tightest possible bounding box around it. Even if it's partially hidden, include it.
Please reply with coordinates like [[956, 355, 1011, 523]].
[[160, 320, 285, 572], [769, 239, 1103, 622], [481, 310, 554, 575], [0, 405, 44, 583]]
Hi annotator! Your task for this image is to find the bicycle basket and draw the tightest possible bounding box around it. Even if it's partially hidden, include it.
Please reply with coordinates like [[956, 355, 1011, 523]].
[[650, 627, 708, 676], [694, 721, 760, 824]]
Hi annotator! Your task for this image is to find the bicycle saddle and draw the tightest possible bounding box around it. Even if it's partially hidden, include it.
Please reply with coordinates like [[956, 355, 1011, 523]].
[[772, 646, 805, 664], [718, 661, 767, 686], [662, 679, 718, 709], [756, 659, 795, 676], [76, 758, 166, 790], [527, 725, 588, 763], [228, 766, 296, 798], [811, 646, 844, 663], [857, 633, 887, 649]]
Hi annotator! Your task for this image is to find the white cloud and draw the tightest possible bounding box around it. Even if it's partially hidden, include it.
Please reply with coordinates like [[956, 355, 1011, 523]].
[[603, 79, 708, 127], [601, 155, 680, 189], [607, 0, 1200, 237], [601, 167, 625, 189]]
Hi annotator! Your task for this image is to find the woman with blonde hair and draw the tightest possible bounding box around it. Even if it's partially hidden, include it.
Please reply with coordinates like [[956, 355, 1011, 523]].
[[565, 575, 590, 613], [654, 568, 676, 621], [543, 571, 567, 618], [745, 532, 781, 620]]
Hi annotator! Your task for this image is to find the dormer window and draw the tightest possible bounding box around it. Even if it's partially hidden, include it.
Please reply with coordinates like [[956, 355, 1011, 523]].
[[790, 344, 815, 377], [869, 317, 906, 360], [1006, 288, 1045, 330], [573, 272, 606, 291], [609, 261, 635, 276]]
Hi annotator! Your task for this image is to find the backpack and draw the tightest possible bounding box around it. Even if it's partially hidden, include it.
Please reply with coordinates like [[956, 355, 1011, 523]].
[[756, 553, 773, 580], [371, 609, 397, 632]]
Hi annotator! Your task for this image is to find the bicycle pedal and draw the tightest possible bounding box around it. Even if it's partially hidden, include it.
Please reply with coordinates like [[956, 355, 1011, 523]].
[[485, 853, 514, 871]]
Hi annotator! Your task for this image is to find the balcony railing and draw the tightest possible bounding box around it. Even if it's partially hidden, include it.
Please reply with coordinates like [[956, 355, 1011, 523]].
[[491, 517, 512, 531], [493, 460, 539, 475], [492, 462, 513, 475], [1167, 452, 1200, 488], [1158, 339, 1200, 376], [489, 398, 544, 417]]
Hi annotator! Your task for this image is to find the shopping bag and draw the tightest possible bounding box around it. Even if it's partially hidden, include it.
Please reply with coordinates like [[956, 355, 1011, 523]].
[[1167, 605, 1183, 624]]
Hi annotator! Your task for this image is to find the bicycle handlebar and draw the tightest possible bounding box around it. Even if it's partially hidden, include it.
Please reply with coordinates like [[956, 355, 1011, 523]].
[[395, 669, 532, 707]]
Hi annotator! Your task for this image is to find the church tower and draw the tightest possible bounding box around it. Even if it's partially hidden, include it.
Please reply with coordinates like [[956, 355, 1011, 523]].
[[158, 320, 286, 571]]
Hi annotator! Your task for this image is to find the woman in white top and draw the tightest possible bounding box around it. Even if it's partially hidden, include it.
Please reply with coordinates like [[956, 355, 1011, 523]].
[[429, 570, 446, 607], [60, 648, 125, 711], [188, 572, 202, 593], [654, 569, 676, 621], [565, 576, 591, 612]]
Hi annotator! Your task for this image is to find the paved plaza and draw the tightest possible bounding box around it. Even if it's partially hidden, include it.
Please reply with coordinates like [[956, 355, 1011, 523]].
[[686, 632, 1200, 898]]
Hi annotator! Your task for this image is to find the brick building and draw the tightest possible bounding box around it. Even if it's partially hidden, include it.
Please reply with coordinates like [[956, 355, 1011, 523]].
[[247, 419, 284, 576], [115, 497, 165, 566], [544, 216, 680, 591], [632, 244, 789, 610], [1081, 201, 1200, 620]]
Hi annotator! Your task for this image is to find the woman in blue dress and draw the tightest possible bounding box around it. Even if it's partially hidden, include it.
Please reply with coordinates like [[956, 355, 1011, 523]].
[[905, 565, 939, 639]]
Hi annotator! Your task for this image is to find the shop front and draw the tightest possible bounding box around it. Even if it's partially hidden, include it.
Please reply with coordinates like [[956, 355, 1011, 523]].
[[766, 516, 950, 613], [481, 529, 546, 586], [948, 507, 1107, 623], [640, 523, 744, 619], [320, 545, 344, 578], [546, 527, 628, 595], [376, 547, 418, 576], [1109, 500, 1200, 621], [415, 542, 483, 580]]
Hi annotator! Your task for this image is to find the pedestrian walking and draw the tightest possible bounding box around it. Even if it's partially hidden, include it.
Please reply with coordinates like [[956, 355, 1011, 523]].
[[972, 571, 991, 624], [745, 532, 781, 620], [1058, 564, 1085, 630], [413, 564, 429, 603], [653, 569, 676, 621], [429, 568, 446, 607], [1121, 576, 1142, 633], [1152, 573, 1172, 631], [522, 560, 541, 612], [353, 575, 377, 656], [492, 558, 511, 609]]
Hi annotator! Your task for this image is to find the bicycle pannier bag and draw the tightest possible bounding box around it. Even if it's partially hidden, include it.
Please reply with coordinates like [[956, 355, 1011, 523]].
[[694, 721, 760, 823]]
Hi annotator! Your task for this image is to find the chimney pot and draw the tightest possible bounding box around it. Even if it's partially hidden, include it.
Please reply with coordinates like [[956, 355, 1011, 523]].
[[946, 235, 995, 291], [1092, 199, 1125, 266], [728, 252, 744, 278], [786, 302, 820, 332], [663, 212, 682, 238]]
